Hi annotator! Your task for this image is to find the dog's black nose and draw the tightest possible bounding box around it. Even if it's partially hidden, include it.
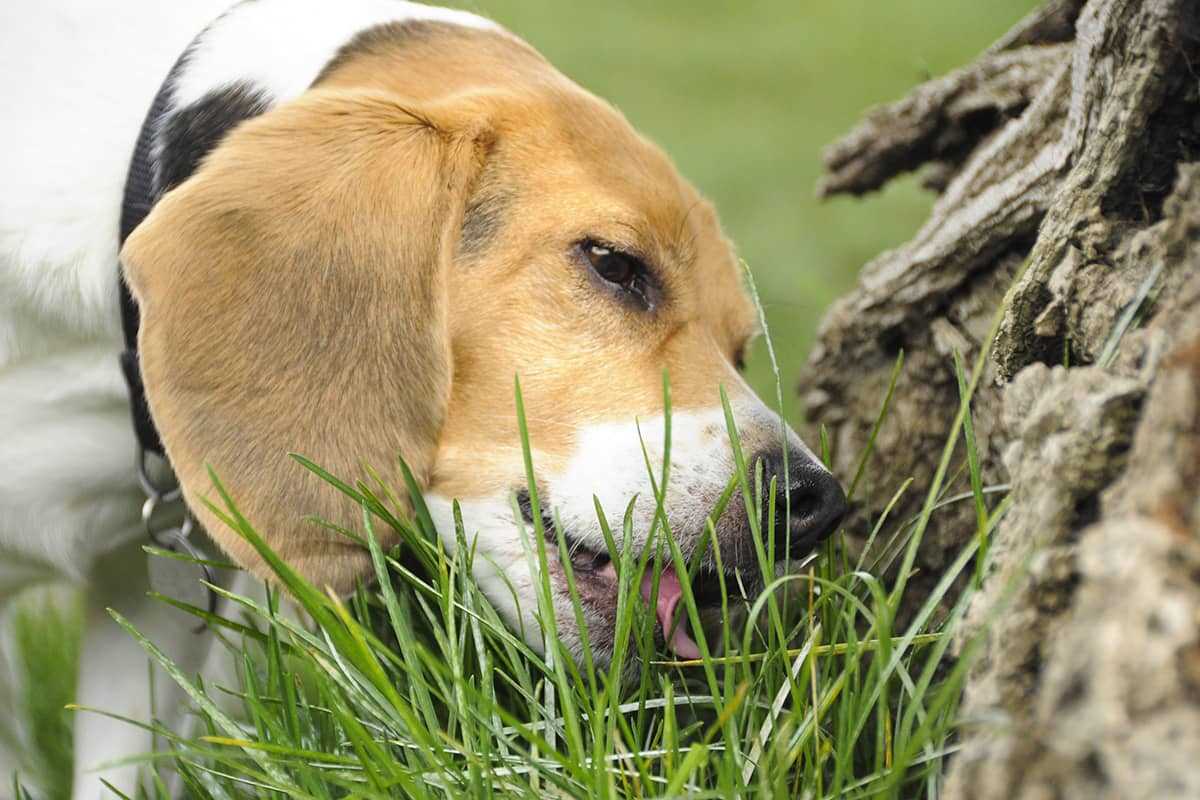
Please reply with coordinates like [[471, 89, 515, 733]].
[[755, 449, 847, 556]]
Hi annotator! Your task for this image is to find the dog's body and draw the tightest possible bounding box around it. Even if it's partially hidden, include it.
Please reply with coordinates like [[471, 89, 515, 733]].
[[1, 3, 846, 797], [1, 2, 231, 794], [0, 0, 488, 579], [1, 3, 498, 795]]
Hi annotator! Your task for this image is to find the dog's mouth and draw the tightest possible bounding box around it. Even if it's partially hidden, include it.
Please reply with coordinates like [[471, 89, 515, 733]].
[[517, 490, 741, 660]]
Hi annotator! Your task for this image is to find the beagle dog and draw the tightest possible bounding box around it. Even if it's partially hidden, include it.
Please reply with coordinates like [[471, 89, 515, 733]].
[[0, 0, 846, 796]]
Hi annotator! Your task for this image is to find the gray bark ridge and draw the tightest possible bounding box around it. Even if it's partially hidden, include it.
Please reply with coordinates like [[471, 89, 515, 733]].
[[803, 0, 1200, 795], [947, 169, 1200, 799]]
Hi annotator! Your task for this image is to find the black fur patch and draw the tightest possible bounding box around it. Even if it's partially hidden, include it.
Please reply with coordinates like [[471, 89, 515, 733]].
[[155, 82, 271, 193], [516, 489, 535, 525]]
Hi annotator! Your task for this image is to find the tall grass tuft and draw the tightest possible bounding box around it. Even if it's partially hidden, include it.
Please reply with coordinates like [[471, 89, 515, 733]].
[[90, 385, 1003, 797], [77, 280, 1014, 799]]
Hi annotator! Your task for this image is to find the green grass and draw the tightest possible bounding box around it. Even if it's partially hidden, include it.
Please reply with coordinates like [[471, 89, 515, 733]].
[[77, 282, 1013, 798], [8, 590, 81, 800], [94, 239, 1035, 799]]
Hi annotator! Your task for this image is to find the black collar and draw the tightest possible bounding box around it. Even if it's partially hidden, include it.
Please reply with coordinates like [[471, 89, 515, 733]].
[[118, 49, 230, 616], [117, 54, 186, 456]]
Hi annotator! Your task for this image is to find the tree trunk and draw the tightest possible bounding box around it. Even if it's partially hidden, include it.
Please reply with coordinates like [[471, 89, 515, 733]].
[[802, 0, 1200, 796]]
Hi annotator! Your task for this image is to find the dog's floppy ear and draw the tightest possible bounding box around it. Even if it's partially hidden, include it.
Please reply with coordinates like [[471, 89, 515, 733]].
[[121, 88, 490, 592]]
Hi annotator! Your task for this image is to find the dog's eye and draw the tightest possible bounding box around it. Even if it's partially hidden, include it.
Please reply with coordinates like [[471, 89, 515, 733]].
[[581, 240, 657, 309], [585, 242, 639, 285]]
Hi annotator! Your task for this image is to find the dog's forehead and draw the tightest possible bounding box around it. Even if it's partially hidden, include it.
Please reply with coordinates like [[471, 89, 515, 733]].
[[518, 91, 702, 230], [319, 19, 757, 340]]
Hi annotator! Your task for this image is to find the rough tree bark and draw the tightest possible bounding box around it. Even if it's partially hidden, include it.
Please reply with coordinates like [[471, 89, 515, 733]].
[[802, 0, 1200, 796]]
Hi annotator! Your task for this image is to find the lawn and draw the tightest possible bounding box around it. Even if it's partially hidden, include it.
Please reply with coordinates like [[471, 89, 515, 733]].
[[8, 2, 1038, 797]]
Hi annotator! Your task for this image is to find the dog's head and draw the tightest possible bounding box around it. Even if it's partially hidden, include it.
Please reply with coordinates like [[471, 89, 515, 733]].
[[121, 21, 845, 663]]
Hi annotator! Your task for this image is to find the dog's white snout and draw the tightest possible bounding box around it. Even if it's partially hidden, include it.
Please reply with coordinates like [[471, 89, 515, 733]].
[[546, 394, 830, 557]]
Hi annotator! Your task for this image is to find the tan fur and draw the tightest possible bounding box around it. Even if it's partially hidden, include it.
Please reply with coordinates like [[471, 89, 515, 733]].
[[121, 23, 758, 591]]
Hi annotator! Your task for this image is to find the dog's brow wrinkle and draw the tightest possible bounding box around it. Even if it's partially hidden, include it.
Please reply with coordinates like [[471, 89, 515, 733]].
[[674, 198, 705, 252], [459, 189, 509, 255], [681, 225, 701, 265], [613, 220, 642, 240]]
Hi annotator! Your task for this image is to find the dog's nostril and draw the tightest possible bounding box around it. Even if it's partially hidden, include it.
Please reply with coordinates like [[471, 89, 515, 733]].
[[786, 471, 847, 548], [754, 449, 847, 557]]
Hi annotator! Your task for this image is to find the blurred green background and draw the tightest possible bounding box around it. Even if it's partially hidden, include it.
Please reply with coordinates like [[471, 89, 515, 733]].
[[451, 0, 1038, 423]]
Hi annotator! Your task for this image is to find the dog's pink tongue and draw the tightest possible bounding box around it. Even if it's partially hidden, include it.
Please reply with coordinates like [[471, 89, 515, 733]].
[[641, 566, 701, 660]]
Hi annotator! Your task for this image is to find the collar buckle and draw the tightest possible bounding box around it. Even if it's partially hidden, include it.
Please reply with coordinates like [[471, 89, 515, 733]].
[[137, 446, 217, 631]]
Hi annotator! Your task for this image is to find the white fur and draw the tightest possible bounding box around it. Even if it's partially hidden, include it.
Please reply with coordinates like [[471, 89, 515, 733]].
[[426, 494, 542, 644], [0, 2, 495, 797], [0, 0, 233, 361], [171, 0, 495, 111]]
